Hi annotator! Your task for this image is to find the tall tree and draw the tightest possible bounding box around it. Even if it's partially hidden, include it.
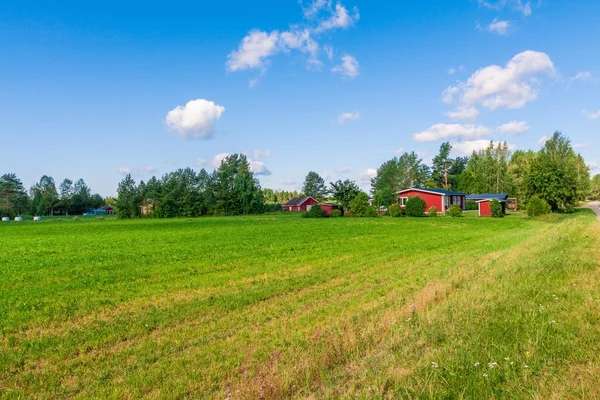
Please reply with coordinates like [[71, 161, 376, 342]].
[[329, 179, 361, 213], [302, 171, 328, 200], [371, 152, 430, 194], [30, 175, 59, 216], [116, 174, 138, 218], [0, 173, 29, 216], [431, 142, 452, 189]]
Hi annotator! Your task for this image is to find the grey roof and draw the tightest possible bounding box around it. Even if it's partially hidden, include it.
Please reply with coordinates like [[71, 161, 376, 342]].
[[466, 193, 509, 201], [283, 197, 315, 207], [398, 187, 466, 196], [321, 202, 339, 207]]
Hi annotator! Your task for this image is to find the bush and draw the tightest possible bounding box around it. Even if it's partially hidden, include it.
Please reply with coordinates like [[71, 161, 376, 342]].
[[388, 203, 402, 218], [428, 206, 438, 217], [349, 192, 370, 217], [448, 204, 463, 217], [364, 206, 378, 218], [264, 203, 283, 213], [466, 200, 478, 211], [302, 205, 326, 218], [527, 195, 551, 217], [490, 199, 504, 218], [405, 196, 426, 217], [330, 209, 342, 218]]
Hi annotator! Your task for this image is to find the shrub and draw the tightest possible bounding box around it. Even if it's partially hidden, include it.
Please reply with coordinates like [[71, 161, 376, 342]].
[[490, 199, 504, 218], [405, 196, 426, 217], [527, 195, 551, 217], [264, 203, 283, 213], [364, 206, 378, 218], [466, 200, 478, 211], [330, 209, 342, 218], [428, 206, 438, 217], [448, 204, 463, 217], [302, 205, 326, 218], [388, 203, 402, 218], [349, 192, 370, 217]]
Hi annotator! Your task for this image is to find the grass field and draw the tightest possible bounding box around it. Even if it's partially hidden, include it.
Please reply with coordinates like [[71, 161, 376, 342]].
[[1, 211, 600, 399]]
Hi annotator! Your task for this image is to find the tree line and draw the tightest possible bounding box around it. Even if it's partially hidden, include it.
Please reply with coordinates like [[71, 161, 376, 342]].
[[0, 174, 105, 217]]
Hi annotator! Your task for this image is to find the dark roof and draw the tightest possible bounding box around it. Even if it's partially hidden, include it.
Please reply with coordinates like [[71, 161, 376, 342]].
[[283, 197, 316, 207], [96, 206, 113, 211], [466, 193, 509, 201], [397, 187, 466, 196], [321, 203, 339, 207]]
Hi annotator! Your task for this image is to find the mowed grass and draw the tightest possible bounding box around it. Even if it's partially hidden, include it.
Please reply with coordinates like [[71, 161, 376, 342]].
[[1, 211, 599, 399]]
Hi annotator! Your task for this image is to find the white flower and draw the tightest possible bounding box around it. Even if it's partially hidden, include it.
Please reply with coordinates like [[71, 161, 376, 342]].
[[524, 365, 529, 369], [474, 362, 481, 367], [431, 362, 438, 368], [488, 362, 498, 368], [504, 357, 510, 361], [483, 373, 488, 377], [550, 320, 556, 324], [510, 362, 514, 365]]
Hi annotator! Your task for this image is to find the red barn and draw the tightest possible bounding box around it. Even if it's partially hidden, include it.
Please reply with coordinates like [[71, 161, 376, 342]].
[[396, 188, 466, 215], [320, 203, 340, 216], [283, 196, 319, 212]]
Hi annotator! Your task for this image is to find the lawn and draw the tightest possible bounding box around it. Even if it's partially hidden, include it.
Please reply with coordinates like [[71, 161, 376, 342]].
[[1, 211, 599, 399]]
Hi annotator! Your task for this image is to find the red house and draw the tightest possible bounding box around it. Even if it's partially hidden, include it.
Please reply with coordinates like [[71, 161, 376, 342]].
[[397, 188, 466, 214], [319, 203, 340, 216], [283, 196, 319, 212]]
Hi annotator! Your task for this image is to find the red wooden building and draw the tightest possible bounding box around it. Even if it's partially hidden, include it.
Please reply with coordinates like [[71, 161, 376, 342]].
[[283, 196, 319, 212], [396, 188, 466, 214], [466, 194, 508, 217], [319, 203, 340, 216]]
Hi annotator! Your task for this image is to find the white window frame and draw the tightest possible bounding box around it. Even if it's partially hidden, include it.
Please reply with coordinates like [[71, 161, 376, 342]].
[[398, 197, 408, 206]]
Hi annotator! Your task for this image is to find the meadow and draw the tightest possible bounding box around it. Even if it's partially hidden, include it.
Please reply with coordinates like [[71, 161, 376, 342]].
[[1, 211, 599, 399]]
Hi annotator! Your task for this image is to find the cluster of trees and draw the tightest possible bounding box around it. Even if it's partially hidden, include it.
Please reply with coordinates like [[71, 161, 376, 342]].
[[116, 154, 264, 218], [263, 189, 302, 204], [0, 173, 104, 217]]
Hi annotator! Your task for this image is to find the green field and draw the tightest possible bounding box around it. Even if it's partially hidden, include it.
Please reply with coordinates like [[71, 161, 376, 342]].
[[1, 212, 600, 399]]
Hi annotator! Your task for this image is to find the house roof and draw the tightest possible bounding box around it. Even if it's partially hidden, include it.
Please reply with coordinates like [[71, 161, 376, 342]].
[[397, 187, 466, 196], [466, 193, 509, 201], [320, 202, 339, 207], [283, 197, 317, 207], [96, 206, 113, 211]]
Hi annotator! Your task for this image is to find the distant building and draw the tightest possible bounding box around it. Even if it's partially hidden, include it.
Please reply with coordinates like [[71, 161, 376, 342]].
[[397, 188, 466, 214], [94, 206, 114, 215], [319, 203, 341, 216], [467, 194, 509, 217], [283, 197, 319, 212]]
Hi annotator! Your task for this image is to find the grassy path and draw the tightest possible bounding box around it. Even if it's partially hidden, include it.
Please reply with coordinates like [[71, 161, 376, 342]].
[[0, 211, 599, 398]]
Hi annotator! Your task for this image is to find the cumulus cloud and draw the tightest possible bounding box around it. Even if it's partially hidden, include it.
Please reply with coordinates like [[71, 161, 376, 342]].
[[445, 106, 480, 121], [302, 0, 329, 18], [248, 160, 271, 175], [587, 161, 599, 170], [582, 109, 600, 120], [496, 121, 528, 134], [166, 99, 225, 140], [209, 150, 271, 175], [337, 111, 361, 124], [118, 166, 157, 176], [395, 147, 406, 154], [451, 140, 515, 156], [210, 153, 231, 168], [195, 158, 206, 167], [538, 135, 550, 144], [487, 18, 511, 35], [443, 51, 556, 111], [315, 3, 359, 33], [226, 30, 280, 72], [448, 65, 465, 75], [414, 123, 491, 142], [332, 54, 359, 78], [359, 168, 377, 183], [478, 0, 532, 16]]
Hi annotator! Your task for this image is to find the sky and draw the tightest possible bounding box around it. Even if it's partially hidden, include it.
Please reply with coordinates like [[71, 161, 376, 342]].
[[1, 0, 599, 196]]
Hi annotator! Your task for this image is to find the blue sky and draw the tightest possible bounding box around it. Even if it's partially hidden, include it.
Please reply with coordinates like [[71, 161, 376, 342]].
[[1, 0, 599, 196]]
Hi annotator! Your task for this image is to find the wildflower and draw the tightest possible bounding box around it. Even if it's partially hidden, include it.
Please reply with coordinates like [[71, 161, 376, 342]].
[[483, 373, 488, 377], [488, 362, 498, 368], [474, 362, 480, 367], [524, 365, 529, 369], [510, 362, 514, 365], [431, 362, 438, 368], [550, 320, 556, 324], [504, 357, 510, 361]]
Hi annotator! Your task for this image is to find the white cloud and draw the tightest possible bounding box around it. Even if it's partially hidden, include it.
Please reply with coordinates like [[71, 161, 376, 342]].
[[302, 0, 329, 18], [496, 121, 528, 134], [332, 54, 359, 78], [413, 123, 491, 142], [166, 99, 225, 139], [395, 147, 405, 154], [226, 30, 280, 72], [449, 65, 466, 75], [253, 149, 273, 159], [281, 180, 298, 186], [210, 153, 231, 168], [582, 109, 600, 120], [574, 143, 592, 149], [336, 167, 354, 174], [449, 68, 457, 75], [315, 3, 359, 33], [478, 0, 532, 16], [249, 160, 271, 175], [445, 106, 480, 121], [324, 46, 334, 60], [210, 151, 271, 175], [567, 71, 597, 88], [587, 161, 599, 170], [488, 18, 511, 35], [451, 140, 515, 156], [117, 166, 157, 176], [195, 158, 206, 167], [443, 51, 556, 111], [538, 135, 550, 144], [337, 111, 361, 124], [359, 168, 377, 183]]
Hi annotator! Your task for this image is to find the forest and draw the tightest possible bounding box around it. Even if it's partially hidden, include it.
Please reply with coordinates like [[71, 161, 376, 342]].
[[0, 132, 596, 218]]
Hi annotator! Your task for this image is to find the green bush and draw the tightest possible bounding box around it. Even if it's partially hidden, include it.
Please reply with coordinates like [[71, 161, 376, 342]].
[[364, 206, 378, 218], [302, 205, 326, 218], [330, 209, 342, 218], [466, 200, 478, 211], [428, 206, 438, 217], [448, 204, 463, 217], [405, 196, 426, 217], [349, 192, 370, 217], [527, 195, 551, 217], [388, 203, 402, 218], [490, 199, 504, 218], [263, 203, 283, 213]]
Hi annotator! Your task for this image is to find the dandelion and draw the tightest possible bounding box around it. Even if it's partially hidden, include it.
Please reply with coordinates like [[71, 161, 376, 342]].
[[488, 362, 498, 368], [431, 362, 438, 368], [474, 362, 480, 367]]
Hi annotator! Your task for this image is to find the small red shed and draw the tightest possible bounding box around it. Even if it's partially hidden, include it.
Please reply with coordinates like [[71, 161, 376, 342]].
[[319, 203, 340, 216], [283, 196, 319, 212], [396, 188, 466, 214], [477, 199, 506, 217]]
